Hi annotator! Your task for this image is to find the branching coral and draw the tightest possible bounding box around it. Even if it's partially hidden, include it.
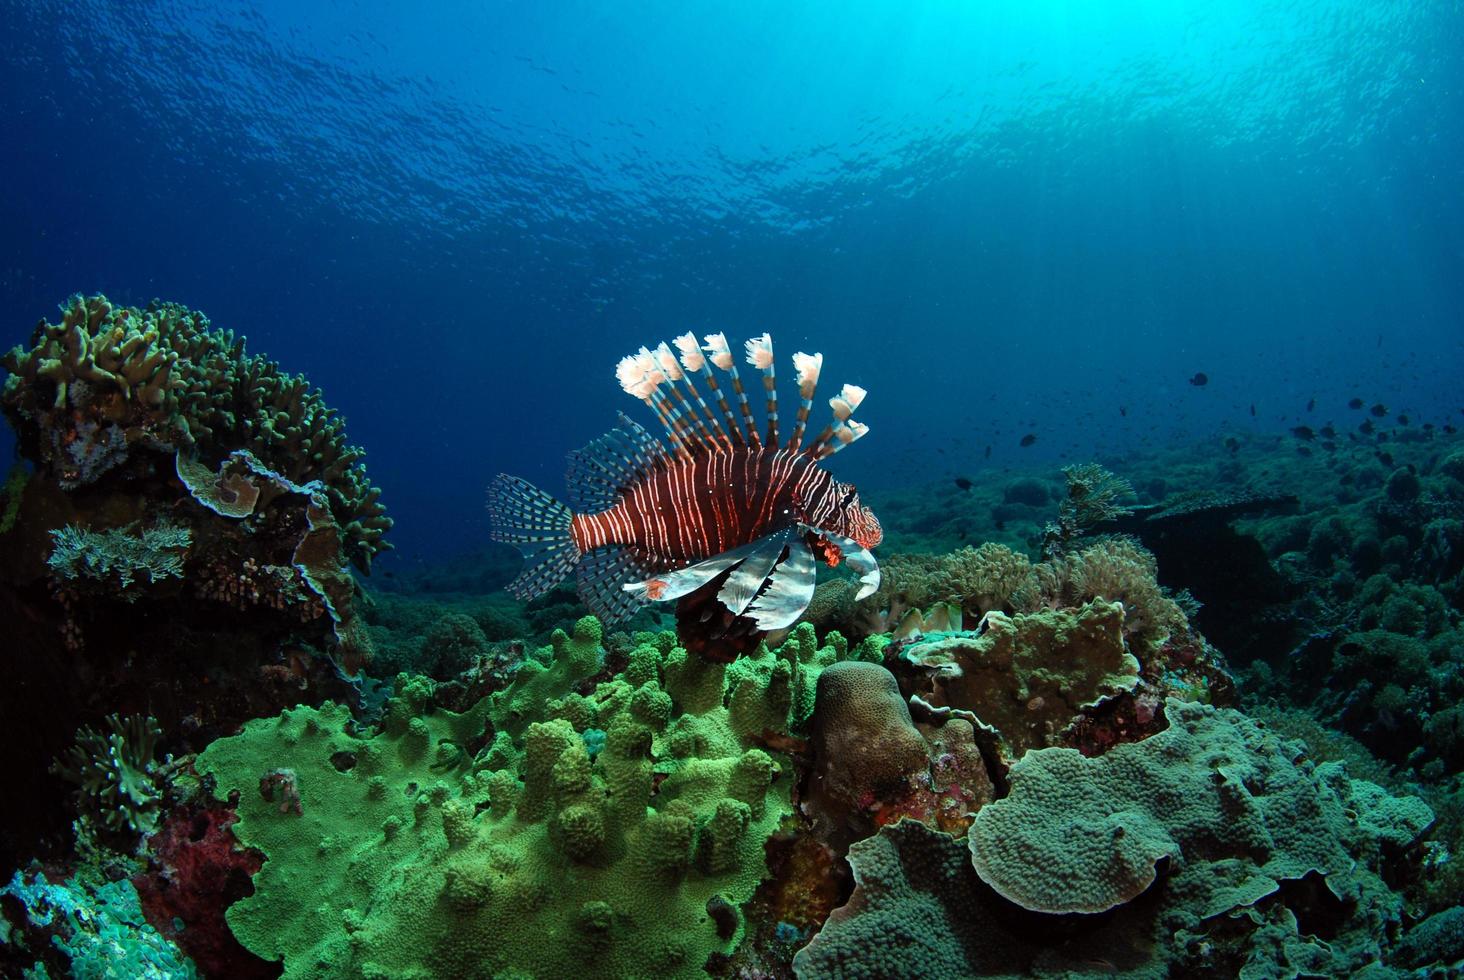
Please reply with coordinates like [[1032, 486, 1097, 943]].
[[50, 714, 165, 838], [1044, 462, 1135, 555], [46, 521, 191, 593], [2, 294, 390, 570]]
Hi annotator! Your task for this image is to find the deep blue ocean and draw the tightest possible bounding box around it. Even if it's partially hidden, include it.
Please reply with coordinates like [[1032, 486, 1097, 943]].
[[3, 0, 1461, 569]]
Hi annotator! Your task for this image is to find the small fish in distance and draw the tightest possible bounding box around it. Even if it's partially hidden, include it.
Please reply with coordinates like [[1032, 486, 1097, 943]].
[[1189, 372, 1209, 386]]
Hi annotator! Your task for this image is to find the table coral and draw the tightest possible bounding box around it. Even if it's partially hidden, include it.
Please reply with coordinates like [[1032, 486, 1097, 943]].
[[969, 699, 1431, 923]]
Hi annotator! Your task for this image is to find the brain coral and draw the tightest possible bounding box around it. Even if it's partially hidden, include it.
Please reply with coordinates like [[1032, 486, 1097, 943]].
[[2, 294, 390, 570], [808, 661, 931, 829]]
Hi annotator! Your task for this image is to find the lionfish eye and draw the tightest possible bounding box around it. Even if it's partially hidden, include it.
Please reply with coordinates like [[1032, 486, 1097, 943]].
[[838, 484, 857, 508]]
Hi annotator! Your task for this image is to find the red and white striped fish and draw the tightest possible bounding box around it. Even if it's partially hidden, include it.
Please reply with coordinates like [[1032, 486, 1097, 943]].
[[487, 331, 881, 645]]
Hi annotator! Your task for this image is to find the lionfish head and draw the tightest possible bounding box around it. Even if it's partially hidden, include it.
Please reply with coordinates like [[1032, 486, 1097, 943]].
[[827, 481, 882, 550]]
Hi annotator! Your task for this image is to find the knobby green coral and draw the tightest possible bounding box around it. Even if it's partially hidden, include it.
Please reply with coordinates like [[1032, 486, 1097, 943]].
[[198, 619, 875, 978]]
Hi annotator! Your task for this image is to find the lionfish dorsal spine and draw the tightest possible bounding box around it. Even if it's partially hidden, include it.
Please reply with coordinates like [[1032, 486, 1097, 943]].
[[744, 333, 778, 447], [787, 351, 823, 452], [704, 332, 762, 447], [675, 332, 742, 449], [619, 333, 868, 461], [811, 383, 869, 459]]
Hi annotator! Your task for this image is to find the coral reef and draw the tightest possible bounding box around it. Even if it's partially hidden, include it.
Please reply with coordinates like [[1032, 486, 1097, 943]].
[[46, 520, 191, 593], [130, 804, 275, 979], [797, 701, 1434, 978], [898, 599, 1140, 764], [0, 868, 198, 978], [2, 294, 390, 569], [806, 662, 932, 828]]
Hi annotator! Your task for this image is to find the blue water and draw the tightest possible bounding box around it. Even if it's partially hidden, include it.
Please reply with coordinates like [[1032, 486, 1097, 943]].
[[3, 0, 1461, 566]]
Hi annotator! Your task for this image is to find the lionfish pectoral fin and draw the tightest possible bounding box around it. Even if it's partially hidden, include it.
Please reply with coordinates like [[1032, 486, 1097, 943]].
[[745, 538, 817, 631], [716, 530, 795, 616], [576, 546, 654, 625], [622, 535, 770, 604], [805, 527, 881, 600]]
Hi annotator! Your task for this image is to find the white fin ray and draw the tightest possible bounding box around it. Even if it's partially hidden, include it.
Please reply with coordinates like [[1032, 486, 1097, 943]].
[[746, 539, 818, 631], [717, 533, 791, 616]]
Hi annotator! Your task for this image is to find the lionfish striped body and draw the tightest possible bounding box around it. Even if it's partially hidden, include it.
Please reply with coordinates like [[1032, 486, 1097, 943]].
[[488, 331, 881, 655], [573, 448, 847, 564]]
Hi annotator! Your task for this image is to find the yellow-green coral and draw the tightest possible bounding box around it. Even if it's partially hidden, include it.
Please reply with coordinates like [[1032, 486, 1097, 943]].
[[2, 294, 390, 570], [197, 618, 882, 979]]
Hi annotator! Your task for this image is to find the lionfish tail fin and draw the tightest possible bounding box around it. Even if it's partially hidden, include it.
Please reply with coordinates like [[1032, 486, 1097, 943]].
[[486, 474, 580, 599]]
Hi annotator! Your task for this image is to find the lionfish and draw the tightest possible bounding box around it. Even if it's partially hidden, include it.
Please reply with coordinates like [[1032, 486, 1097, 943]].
[[487, 332, 882, 659]]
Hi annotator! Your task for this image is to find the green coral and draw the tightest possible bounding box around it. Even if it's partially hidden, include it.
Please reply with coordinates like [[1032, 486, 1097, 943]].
[[46, 521, 190, 593], [0, 869, 198, 979], [197, 615, 874, 979], [50, 714, 164, 838], [488, 615, 605, 737]]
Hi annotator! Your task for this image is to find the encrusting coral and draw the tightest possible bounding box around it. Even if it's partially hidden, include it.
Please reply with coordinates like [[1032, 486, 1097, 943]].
[[2, 293, 390, 571], [898, 599, 1141, 764], [196, 617, 880, 978], [796, 701, 1435, 978]]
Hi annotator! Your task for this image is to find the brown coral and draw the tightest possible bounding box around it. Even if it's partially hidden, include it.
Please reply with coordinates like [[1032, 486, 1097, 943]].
[[807, 661, 931, 832], [898, 599, 1140, 765], [2, 294, 390, 571]]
